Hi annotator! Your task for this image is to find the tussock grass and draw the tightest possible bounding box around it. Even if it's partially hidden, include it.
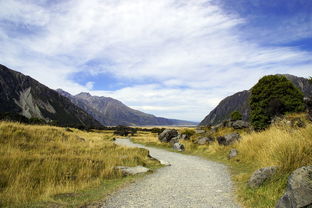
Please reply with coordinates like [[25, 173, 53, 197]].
[[0, 122, 159, 207], [131, 116, 312, 208]]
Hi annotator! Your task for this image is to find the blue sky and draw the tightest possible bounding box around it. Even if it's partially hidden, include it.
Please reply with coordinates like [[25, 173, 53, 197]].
[[0, 0, 311, 121]]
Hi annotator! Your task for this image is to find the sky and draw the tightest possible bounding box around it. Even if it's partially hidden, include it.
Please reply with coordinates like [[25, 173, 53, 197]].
[[0, 0, 311, 122]]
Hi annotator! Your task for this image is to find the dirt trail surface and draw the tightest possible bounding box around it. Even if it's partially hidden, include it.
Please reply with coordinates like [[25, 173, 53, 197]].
[[102, 139, 241, 208]]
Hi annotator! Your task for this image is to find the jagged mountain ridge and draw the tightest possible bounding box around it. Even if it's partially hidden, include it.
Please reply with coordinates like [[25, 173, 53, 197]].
[[0, 64, 102, 128], [57, 89, 197, 126], [199, 74, 312, 126]]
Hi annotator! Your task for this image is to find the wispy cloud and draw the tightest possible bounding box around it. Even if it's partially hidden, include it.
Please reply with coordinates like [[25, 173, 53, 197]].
[[0, 0, 311, 121]]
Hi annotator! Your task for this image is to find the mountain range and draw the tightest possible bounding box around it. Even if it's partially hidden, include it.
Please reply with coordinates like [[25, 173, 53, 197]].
[[199, 74, 312, 126], [0, 64, 196, 127], [57, 89, 197, 126], [0, 64, 101, 128]]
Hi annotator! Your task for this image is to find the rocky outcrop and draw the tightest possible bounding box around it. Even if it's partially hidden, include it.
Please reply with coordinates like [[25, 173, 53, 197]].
[[200, 90, 250, 126], [57, 89, 197, 126], [248, 166, 277, 188], [232, 120, 249, 129], [158, 129, 179, 143], [200, 74, 312, 126], [0, 64, 102, 128], [217, 133, 240, 146], [276, 166, 312, 208]]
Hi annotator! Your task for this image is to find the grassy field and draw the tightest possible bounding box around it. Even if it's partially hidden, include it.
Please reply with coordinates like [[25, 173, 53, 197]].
[[0, 122, 161, 207], [131, 115, 312, 208]]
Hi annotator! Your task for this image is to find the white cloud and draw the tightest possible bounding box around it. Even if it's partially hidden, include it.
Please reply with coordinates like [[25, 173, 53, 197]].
[[0, 0, 312, 121]]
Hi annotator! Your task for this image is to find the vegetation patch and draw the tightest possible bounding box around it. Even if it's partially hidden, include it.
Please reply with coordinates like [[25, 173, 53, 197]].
[[131, 115, 312, 208], [0, 122, 160, 207]]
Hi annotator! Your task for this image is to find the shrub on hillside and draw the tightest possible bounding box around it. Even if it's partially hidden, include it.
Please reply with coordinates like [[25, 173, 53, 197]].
[[250, 75, 305, 130], [150, 128, 166, 134], [230, 111, 242, 121]]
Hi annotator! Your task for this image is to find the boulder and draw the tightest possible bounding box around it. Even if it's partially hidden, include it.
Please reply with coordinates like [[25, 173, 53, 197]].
[[197, 137, 214, 145], [116, 166, 150, 176], [276, 166, 312, 208], [217, 133, 240, 146], [248, 166, 277, 188], [158, 129, 178, 143], [228, 149, 238, 159], [169, 136, 180, 146], [232, 120, 249, 129], [173, 143, 185, 152]]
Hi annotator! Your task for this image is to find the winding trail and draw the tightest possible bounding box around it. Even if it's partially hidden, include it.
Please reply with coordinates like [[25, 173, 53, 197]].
[[102, 139, 241, 208]]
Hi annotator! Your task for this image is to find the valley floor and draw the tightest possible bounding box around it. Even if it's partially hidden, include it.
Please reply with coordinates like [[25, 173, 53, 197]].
[[103, 138, 240, 208]]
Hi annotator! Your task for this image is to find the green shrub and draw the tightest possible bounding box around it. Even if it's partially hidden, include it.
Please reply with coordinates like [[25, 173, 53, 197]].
[[230, 111, 242, 121], [250, 75, 305, 130]]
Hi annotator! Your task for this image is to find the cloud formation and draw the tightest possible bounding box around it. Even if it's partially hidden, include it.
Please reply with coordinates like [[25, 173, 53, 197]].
[[0, 0, 311, 121]]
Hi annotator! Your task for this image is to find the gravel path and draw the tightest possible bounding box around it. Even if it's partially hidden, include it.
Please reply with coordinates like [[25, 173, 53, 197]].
[[102, 139, 241, 208]]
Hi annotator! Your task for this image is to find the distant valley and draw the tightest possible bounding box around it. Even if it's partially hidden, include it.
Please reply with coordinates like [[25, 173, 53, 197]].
[[57, 89, 197, 126], [0, 64, 196, 127]]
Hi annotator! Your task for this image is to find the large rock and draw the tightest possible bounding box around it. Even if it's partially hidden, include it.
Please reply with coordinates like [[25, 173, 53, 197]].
[[248, 166, 277, 188], [217, 133, 240, 146], [173, 143, 185, 152], [158, 129, 179, 143], [276, 166, 312, 208], [197, 137, 214, 145], [116, 166, 150, 175], [232, 120, 249, 129], [228, 149, 238, 159]]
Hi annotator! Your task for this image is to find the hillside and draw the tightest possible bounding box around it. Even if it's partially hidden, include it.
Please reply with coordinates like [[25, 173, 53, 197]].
[[0, 64, 102, 128], [200, 74, 312, 126], [57, 89, 197, 126]]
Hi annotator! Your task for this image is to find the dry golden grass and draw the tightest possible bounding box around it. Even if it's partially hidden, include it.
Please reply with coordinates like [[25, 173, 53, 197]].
[[131, 116, 312, 208], [0, 122, 159, 207]]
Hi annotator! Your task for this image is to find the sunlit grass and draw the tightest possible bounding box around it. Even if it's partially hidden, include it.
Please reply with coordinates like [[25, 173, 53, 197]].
[[0, 122, 160, 207], [131, 116, 312, 208]]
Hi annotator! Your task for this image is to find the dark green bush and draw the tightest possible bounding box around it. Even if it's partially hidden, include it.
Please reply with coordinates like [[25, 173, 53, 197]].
[[250, 75, 305, 130], [230, 111, 242, 121]]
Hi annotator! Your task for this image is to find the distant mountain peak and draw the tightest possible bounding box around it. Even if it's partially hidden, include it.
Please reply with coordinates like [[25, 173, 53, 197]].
[[59, 89, 197, 126], [76, 92, 92, 98]]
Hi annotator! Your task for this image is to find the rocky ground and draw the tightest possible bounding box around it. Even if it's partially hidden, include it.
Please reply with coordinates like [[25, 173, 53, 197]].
[[102, 139, 240, 208]]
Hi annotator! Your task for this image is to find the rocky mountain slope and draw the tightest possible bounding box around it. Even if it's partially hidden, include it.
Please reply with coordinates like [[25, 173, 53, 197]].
[[0, 64, 102, 128], [57, 89, 197, 126], [200, 74, 312, 126]]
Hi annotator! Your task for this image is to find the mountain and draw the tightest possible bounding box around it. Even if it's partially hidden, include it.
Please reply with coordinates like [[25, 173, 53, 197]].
[[0, 64, 102, 128], [57, 89, 197, 126], [199, 74, 312, 126]]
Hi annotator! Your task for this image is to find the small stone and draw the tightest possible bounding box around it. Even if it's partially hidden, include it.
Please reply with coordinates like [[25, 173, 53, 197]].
[[173, 143, 185, 152], [228, 149, 238, 159]]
